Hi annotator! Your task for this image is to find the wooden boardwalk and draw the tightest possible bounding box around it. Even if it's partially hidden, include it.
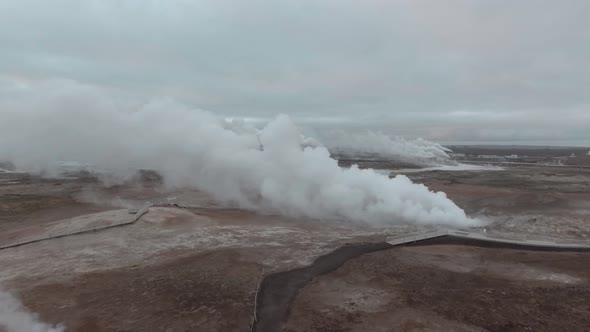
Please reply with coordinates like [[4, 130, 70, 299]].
[[386, 229, 590, 251], [0, 206, 150, 250]]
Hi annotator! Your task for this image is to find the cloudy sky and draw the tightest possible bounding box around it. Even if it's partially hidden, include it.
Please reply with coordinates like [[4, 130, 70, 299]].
[[1, 0, 589, 145]]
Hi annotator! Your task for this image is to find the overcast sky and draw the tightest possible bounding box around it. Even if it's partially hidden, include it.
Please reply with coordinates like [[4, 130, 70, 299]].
[[1, 0, 589, 145]]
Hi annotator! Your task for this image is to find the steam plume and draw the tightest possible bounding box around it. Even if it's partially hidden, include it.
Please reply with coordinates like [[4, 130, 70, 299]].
[[0, 79, 476, 227], [318, 130, 454, 166]]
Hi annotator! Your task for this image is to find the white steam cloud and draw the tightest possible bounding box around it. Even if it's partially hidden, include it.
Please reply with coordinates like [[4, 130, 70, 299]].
[[0, 290, 64, 332], [318, 130, 455, 166], [0, 79, 477, 227]]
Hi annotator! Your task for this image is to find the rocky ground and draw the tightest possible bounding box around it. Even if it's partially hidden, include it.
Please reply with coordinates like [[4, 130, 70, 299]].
[[0, 162, 589, 331]]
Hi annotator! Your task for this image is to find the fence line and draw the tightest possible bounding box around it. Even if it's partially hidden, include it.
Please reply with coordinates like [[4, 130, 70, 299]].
[[249, 268, 265, 332]]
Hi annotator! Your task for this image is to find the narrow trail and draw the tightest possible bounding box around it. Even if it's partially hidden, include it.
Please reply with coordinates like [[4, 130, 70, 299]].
[[251, 242, 391, 332], [251, 232, 590, 331]]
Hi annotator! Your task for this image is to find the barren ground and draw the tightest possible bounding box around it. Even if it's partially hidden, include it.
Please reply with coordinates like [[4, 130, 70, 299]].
[[283, 245, 590, 332], [0, 161, 589, 331]]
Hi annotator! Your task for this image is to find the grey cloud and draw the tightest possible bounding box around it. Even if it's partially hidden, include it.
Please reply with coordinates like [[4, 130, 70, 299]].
[[0, 0, 589, 144]]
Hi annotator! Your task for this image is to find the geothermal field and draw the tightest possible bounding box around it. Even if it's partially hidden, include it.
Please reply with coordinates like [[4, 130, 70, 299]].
[[1, 123, 590, 332], [1, 100, 590, 332], [3, 1, 590, 331]]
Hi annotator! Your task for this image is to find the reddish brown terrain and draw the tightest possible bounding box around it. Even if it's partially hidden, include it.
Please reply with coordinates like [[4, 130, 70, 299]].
[[284, 245, 590, 332], [1, 155, 589, 331], [19, 249, 261, 332]]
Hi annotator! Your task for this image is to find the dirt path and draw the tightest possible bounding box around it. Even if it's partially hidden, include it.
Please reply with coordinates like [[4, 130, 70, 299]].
[[283, 244, 590, 332], [252, 242, 391, 332]]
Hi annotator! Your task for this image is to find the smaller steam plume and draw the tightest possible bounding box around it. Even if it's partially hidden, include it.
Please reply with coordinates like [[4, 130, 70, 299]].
[[317, 130, 455, 166], [0, 290, 64, 332]]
